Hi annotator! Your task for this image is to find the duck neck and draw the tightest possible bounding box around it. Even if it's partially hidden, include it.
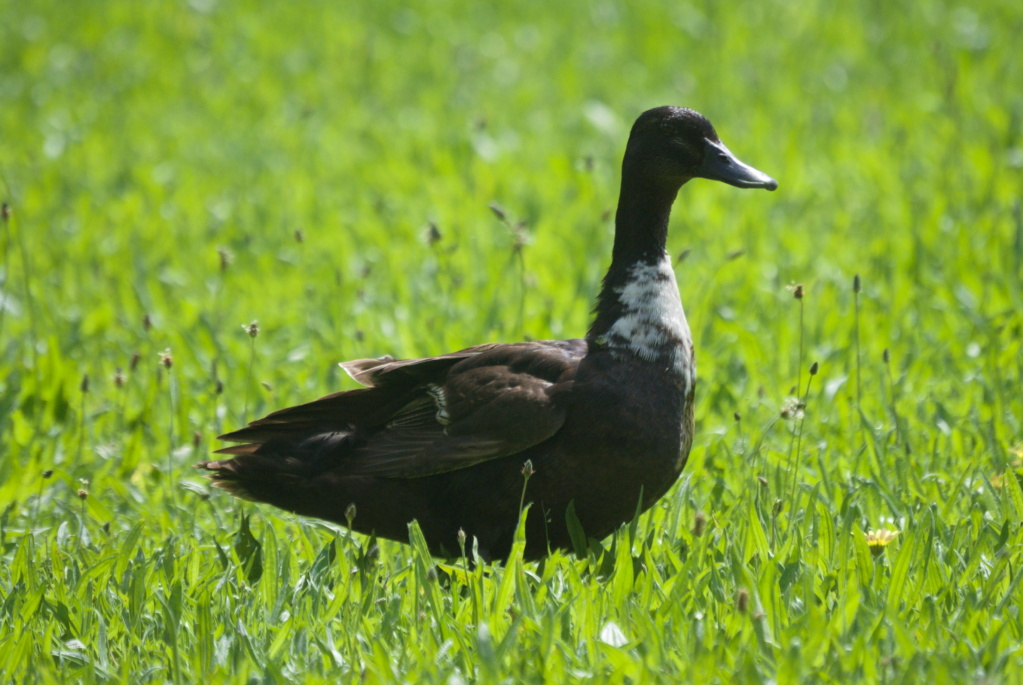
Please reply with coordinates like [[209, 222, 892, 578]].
[[610, 171, 679, 265], [587, 169, 694, 379]]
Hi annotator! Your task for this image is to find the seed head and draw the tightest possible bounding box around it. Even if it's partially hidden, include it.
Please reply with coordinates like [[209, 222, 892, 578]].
[[521, 459, 535, 478], [787, 283, 804, 300], [143, 314, 152, 331], [80, 374, 90, 393], [294, 229, 304, 243], [772, 499, 784, 516], [692, 512, 706, 537], [736, 587, 750, 613], [218, 247, 232, 272], [261, 381, 273, 391], [215, 379, 224, 395], [424, 222, 442, 246], [159, 349, 173, 369], [756, 475, 768, 487], [43, 469, 54, 479], [781, 396, 804, 420], [853, 274, 861, 293], [345, 502, 357, 524], [488, 203, 507, 223], [1, 202, 9, 220], [114, 367, 126, 388], [245, 321, 259, 338], [130, 352, 141, 371], [457, 528, 467, 547], [192, 431, 202, 448], [733, 412, 741, 422], [883, 348, 890, 364], [77, 489, 89, 500], [809, 362, 819, 376]]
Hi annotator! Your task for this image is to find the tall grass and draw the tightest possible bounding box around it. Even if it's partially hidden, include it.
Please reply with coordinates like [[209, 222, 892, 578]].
[[1, 0, 1021, 681]]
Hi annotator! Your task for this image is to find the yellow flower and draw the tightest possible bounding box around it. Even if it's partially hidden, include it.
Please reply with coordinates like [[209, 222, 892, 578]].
[[865, 529, 900, 556]]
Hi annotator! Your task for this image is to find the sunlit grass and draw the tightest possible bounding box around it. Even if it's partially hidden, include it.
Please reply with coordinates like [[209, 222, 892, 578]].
[[1, 0, 1021, 681]]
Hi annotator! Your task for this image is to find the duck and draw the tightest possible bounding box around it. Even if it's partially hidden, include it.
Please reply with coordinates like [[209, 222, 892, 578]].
[[197, 106, 777, 561]]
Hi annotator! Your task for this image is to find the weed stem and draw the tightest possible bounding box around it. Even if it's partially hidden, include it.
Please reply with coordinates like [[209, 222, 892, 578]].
[[243, 322, 260, 422], [788, 362, 819, 510], [853, 274, 862, 410]]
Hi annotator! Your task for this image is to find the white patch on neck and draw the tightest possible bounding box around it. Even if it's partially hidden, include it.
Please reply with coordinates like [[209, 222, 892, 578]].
[[604, 253, 695, 385]]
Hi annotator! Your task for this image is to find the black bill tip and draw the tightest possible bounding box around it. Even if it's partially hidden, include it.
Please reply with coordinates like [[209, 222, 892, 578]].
[[698, 138, 777, 191]]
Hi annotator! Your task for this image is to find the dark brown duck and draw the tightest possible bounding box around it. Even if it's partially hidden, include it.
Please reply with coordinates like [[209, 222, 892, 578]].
[[198, 106, 777, 560]]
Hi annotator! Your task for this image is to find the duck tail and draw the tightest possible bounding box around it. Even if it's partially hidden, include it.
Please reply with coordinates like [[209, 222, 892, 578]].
[[195, 387, 393, 511], [196, 428, 359, 510]]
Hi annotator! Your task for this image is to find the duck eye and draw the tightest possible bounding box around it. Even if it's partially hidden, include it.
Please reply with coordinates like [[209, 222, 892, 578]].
[[717, 152, 731, 164]]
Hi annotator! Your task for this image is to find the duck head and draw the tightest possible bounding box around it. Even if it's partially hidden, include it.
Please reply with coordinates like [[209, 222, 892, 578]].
[[623, 106, 777, 192]]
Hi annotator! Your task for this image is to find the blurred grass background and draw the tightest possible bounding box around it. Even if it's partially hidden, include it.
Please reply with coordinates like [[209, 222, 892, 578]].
[[1, 0, 1021, 681]]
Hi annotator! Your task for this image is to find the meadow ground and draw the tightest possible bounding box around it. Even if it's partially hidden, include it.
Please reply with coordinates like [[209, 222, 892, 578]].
[[1, 0, 1021, 681]]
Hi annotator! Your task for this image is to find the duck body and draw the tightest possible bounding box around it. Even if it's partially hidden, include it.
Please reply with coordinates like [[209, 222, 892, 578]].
[[199, 106, 776, 560]]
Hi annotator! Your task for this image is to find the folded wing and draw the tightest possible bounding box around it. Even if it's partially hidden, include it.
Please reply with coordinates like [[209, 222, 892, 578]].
[[206, 339, 585, 481]]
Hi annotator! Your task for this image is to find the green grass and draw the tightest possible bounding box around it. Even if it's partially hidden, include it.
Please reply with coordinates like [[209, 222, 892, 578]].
[[1, 0, 1022, 681]]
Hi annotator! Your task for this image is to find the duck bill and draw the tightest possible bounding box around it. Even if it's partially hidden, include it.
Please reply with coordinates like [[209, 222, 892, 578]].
[[697, 138, 778, 191]]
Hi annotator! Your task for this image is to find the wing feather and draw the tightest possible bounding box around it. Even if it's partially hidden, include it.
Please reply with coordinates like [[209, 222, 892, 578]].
[[213, 339, 587, 480]]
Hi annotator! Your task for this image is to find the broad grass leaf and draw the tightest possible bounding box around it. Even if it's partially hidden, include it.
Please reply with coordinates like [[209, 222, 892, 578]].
[[565, 500, 588, 558], [851, 527, 874, 589], [234, 514, 263, 584], [885, 531, 915, 615], [493, 504, 530, 626], [1002, 467, 1023, 524], [114, 521, 144, 580], [746, 500, 770, 562], [815, 502, 835, 572]]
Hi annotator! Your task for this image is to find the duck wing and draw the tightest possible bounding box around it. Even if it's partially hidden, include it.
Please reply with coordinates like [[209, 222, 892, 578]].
[[209, 339, 585, 480]]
